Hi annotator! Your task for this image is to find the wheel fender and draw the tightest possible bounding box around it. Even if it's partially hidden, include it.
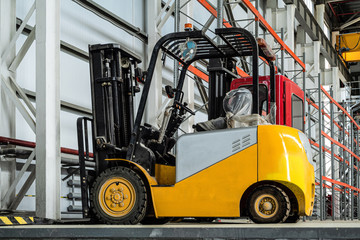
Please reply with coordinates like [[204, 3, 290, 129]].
[[240, 180, 299, 217], [108, 159, 159, 217]]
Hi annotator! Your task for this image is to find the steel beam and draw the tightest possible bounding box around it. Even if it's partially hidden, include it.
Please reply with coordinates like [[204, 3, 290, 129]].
[[157, 1, 176, 30], [72, 0, 148, 43], [0, 76, 36, 132], [1, 2, 35, 61], [9, 27, 35, 72], [8, 76, 36, 116], [1, 151, 35, 207], [35, 0, 61, 220], [340, 16, 360, 30], [22, 89, 92, 117], [9, 169, 35, 210], [16, 19, 89, 62]]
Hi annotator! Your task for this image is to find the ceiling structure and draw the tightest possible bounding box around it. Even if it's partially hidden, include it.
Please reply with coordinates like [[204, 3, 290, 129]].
[[321, 0, 360, 94], [325, 0, 360, 33]]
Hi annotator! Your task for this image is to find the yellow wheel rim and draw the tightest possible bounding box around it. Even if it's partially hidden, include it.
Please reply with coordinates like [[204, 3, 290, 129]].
[[99, 177, 136, 217], [254, 194, 278, 219]]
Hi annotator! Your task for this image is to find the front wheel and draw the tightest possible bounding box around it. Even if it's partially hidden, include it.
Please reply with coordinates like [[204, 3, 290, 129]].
[[247, 185, 290, 223], [90, 166, 147, 224]]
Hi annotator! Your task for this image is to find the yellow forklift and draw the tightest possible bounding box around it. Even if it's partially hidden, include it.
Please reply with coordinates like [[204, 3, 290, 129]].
[[77, 27, 315, 224]]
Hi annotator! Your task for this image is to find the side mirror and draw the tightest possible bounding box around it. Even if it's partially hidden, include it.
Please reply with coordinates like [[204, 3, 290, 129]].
[[165, 85, 175, 98]]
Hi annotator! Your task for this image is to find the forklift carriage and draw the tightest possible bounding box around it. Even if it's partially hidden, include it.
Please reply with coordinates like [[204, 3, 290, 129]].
[[77, 27, 315, 224]]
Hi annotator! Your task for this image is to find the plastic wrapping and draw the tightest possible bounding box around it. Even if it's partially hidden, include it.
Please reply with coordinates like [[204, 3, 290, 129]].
[[223, 88, 271, 128], [223, 88, 252, 116], [227, 113, 270, 128]]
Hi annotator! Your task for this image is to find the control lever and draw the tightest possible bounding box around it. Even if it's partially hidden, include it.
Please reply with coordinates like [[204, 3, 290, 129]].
[[135, 68, 146, 84], [174, 101, 195, 115], [165, 85, 175, 98]]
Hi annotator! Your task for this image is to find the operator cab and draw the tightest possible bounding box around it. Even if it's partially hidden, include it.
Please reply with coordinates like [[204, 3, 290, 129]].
[[231, 75, 305, 132]]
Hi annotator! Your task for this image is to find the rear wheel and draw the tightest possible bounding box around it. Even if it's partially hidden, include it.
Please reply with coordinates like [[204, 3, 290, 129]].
[[247, 185, 290, 223], [91, 166, 147, 224]]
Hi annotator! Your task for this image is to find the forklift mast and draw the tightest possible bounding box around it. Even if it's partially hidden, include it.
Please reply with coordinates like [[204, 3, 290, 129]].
[[207, 58, 237, 120], [88, 44, 142, 174]]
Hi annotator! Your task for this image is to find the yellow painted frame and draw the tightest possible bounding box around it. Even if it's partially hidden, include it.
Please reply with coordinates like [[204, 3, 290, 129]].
[[107, 125, 315, 218]]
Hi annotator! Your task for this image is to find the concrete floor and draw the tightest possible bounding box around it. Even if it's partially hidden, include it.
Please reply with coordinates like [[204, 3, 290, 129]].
[[1, 220, 360, 239]]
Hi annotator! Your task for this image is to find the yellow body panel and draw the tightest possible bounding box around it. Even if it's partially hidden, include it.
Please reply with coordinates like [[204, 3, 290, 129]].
[[258, 125, 315, 215], [155, 164, 176, 185], [108, 125, 315, 218], [336, 33, 360, 62], [151, 145, 258, 217]]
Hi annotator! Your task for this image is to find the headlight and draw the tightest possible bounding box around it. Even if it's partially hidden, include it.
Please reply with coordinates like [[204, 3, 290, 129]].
[[298, 131, 315, 168]]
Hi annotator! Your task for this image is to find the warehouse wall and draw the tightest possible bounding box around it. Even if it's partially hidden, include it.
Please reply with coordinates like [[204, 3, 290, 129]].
[[15, 0, 147, 213]]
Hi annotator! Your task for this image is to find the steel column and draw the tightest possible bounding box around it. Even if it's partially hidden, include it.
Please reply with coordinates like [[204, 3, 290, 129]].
[[321, 92, 326, 219], [35, 0, 61, 219], [315, 4, 325, 31], [179, 0, 194, 133], [330, 87, 335, 220], [356, 125, 360, 220], [145, 0, 162, 125], [217, 0, 223, 44], [174, 0, 180, 89], [303, 53, 306, 133], [318, 73, 324, 220], [0, 0, 16, 209], [350, 113, 354, 220], [285, 4, 295, 72], [308, 89, 311, 140], [255, 0, 259, 38], [281, 28, 285, 75], [341, 106, 346, 220]]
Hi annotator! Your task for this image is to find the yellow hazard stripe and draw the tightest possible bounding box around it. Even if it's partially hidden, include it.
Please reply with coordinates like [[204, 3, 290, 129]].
[[0, 217, 12, 225], [29, 217, 34, 222], [14, 217, 27, 225]]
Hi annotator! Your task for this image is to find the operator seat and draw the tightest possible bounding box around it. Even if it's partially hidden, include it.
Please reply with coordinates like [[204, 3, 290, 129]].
[[194, 88, 265, 131]]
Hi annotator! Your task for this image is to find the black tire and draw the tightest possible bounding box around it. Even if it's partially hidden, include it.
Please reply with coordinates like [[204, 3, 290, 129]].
[[141, 217, 173, 225], [284, 213, 300, 223], [90, 166, 147, 224], [247, 185, 290, 223]]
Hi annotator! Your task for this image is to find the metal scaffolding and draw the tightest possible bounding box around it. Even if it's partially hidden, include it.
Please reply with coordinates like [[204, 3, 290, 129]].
[[306, 75, 360, 220]]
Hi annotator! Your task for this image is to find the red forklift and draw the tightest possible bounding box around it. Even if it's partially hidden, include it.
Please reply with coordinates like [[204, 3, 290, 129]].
[[230, 75, 305, 131]]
